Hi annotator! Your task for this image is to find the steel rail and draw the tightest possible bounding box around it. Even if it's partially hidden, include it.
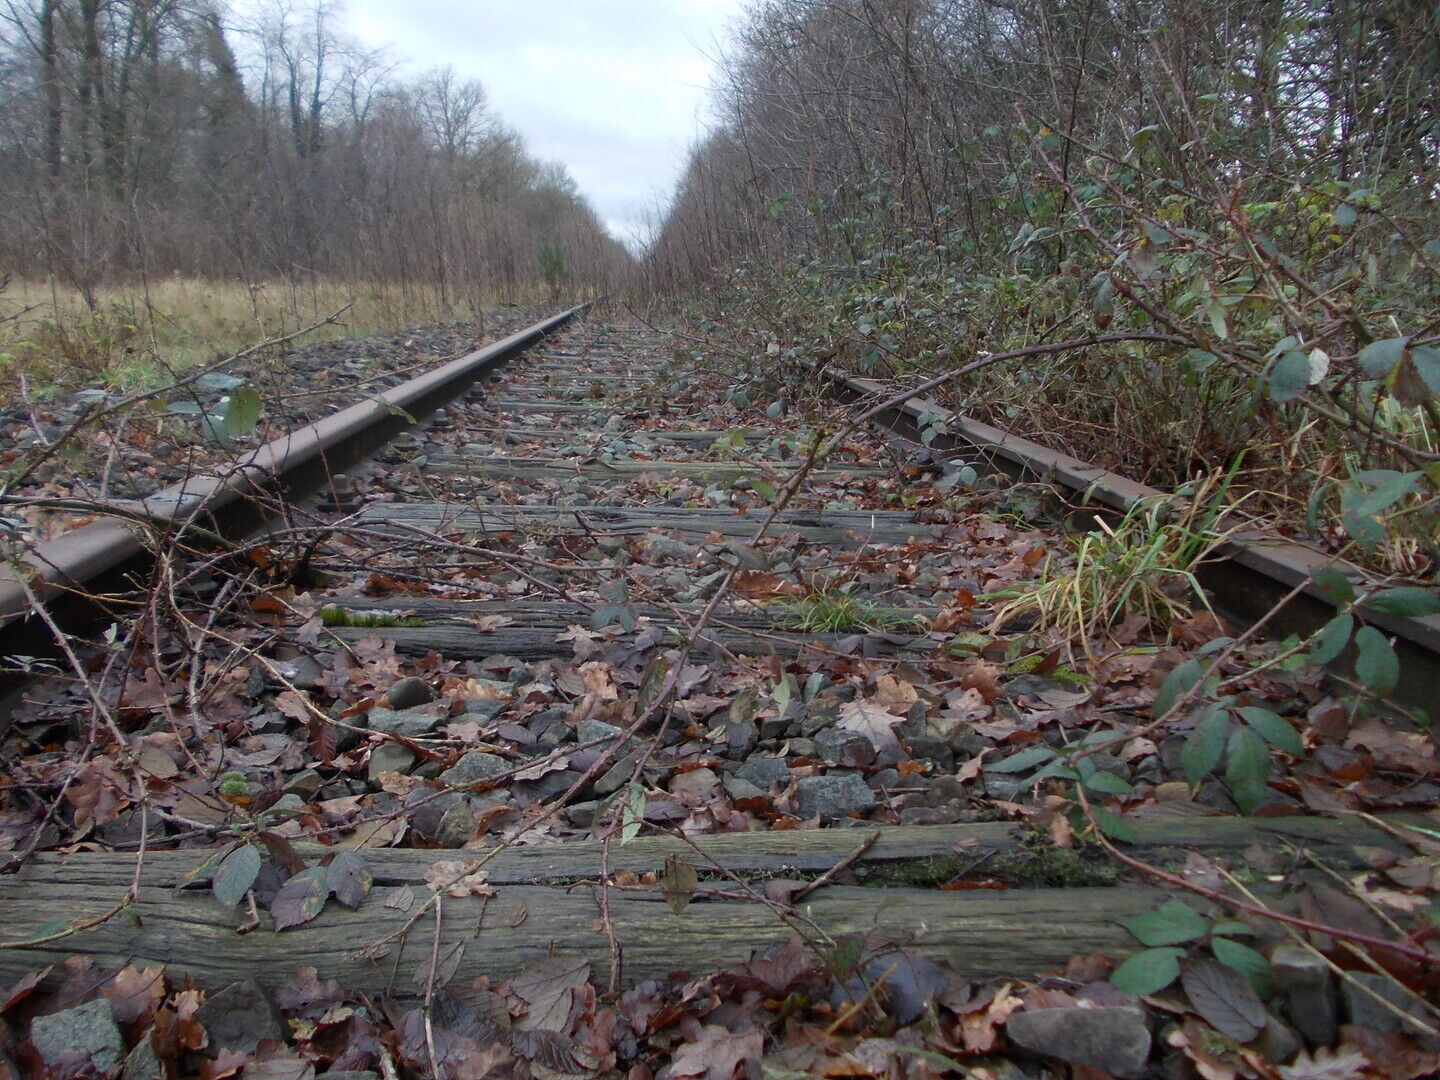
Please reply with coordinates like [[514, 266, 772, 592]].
[[0, 304, 589, 658], [823, 368, 1440, 708]]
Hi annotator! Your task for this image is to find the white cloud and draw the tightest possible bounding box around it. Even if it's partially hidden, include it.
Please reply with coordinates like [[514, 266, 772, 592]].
[[334, 0, 745, 247]]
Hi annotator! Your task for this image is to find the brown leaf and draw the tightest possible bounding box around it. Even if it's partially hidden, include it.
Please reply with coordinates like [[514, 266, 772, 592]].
[[1276, 1046, 1370, 1080], [733, 571, 805, 600], [663, 855, 698, 915], [665, 1023, 764, 1080], [511, 956, 589, 1033], [103, 964, 166, 1024], [271, 866, 329, 930], [837, 699, 906, 752], [274, 690, 312, 722], [424, 859, 496, 898]]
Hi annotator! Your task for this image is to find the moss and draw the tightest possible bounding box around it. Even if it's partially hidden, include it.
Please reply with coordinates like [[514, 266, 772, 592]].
[[856, 840, 1122, 889], [318, 606, 427, 629]]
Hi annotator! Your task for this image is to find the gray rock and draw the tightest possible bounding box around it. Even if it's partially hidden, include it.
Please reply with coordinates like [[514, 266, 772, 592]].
[[795, 773, 876, 820], [283, 768, 326, 797], [800, 705, 839, 737], [366, 706, 445, 739], [406, 790, 462, 837], [514, 768, 585, 803], [1342, 972, 1439, 1047], [440, 752, 510, 786], [434, 802, 478, 847], [737, 757, 791, 788], [722, 775, 766, 801], [669, 767, 720, 797], [722, 719, 759, 759], [1004, 1005, 1152, 1079], [642, 534, 693, 564], [330, 708, 367, 753], [123, 1037, 165, 1080], [30, 1000, 124, 1074], [250, 709, 290, 734], [982, 773, 1030, 802], [905, 736, 953, 772], [815, 727, 876, 767], [1255, 1012, 1302, 1064], [1271, 944, 1337, 1047], [386, 676, 435, 710], [194, 979, 285, 1054], [97, 808, 149, 847], [868, 768, 901, 791], [899, 805, 965, 825], [786, 737, 817, 758], [564, 801, 600, 827], [578, 719, 639, 750], [368, 742, 416, 779], [462, 698, 508, 722], [593, 750, 642, 796], [273, 655, 324, 690], [721, 539, 769, 570]]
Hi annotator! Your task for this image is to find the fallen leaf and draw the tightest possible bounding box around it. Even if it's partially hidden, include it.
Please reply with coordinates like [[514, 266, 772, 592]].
[[837, 699, 906, 752], [665, 1023, 764, 1080], [424, 859, 496, 898]]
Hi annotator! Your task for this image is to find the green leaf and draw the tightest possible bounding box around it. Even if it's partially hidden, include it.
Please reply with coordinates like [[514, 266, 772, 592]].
[[221, 386, 261, 437], [1266, 351, 1311, 403], [1239, 707, 1303, 756], [1083, 770, 1135, 796], [212, 844, 261, 908], [1211, 936, 1274, 998], [1353, 626, 1399, 694], [1333, 203, 1358, 229], [1124, 899, 1209, 946], [1310, 613, 1354, 665], [1110, 947, 1184, 996], [1209, 919, 1254, 938], [620, 782, 646, 845], [1340, 471, 1420, 549], [1310, 568, 1356, 605], [1181, 707, 1231, 787], [271, 866, 329, 930], [1094, 807, 1137, 843], [1358, 337, 1407, 379], [1225, 726, 1272, 814], [1366, 587, 1440, 618], [987, 746, 1056, 773], [1411, 346, 1440, 396], [1153, 659, 1203, 718]]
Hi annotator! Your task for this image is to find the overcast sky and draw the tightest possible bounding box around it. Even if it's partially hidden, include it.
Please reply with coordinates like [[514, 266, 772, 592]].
[[338, 0, 747, 249]]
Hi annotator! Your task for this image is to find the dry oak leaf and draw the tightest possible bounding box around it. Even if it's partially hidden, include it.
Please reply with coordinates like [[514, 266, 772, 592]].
[[733, 570, 805, 600], [837, 699, 906, 753], [103, 964, 167, 1024], [871, 673, 919, 713], [663, 1024, 765, 1080], [424, 859, 497, 898], [1276, 1047, 1370, 1080]]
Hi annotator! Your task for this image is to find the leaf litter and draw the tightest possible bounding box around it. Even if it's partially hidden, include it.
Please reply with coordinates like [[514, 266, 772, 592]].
[[1, 320, 1437, 1078]]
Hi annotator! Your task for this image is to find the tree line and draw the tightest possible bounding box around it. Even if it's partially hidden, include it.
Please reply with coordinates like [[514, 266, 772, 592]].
[[0, 0, 632, 306], [647, 0, 1438, 569]]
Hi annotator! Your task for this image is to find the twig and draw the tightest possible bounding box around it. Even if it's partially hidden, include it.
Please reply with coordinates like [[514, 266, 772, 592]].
[[792, 832, 879, 902]]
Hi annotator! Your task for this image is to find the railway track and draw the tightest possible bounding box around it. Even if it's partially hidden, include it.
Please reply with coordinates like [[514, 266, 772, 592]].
[[0, 309, 1436, 1050]]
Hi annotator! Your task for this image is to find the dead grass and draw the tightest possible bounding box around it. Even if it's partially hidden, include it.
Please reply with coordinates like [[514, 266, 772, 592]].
[[0, 277, 549, 403]]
